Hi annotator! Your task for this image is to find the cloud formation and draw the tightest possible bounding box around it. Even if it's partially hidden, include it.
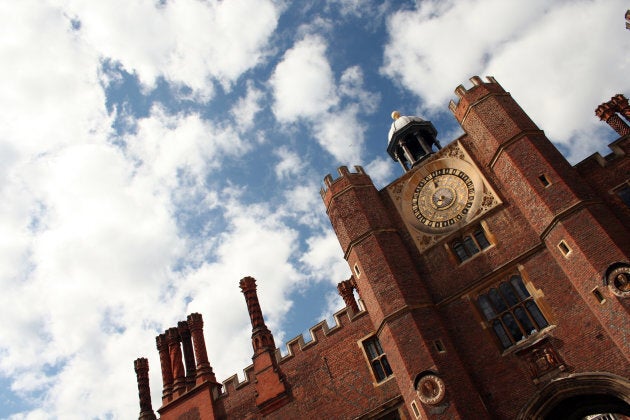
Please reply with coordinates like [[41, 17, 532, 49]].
[[382, 0, 630, 162], [1, 0, 627, 417]]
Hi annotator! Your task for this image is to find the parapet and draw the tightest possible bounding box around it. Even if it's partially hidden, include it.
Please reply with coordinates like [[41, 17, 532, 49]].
[[449, 76, 507, 123], [219, 304, 367, 397], [320, 165, 375, 205], [575, 135, 629, 170]]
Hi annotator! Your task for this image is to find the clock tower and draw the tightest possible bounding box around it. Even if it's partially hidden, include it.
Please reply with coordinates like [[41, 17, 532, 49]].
[[321, 76, 630, 418], [134, 76, 630, 420]]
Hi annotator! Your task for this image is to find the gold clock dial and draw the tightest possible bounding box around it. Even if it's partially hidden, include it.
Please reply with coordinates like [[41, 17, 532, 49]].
[[411, 168, 475, 229]]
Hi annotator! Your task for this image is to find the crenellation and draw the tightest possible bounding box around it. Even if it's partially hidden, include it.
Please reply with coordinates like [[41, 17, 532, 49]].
[[575, 137, 628, 169], [450, 76, 509, 125], [217, 305, 368, 398], [470, 75, 483, 86], [135, 76, 630, 420], [320, 165, 369, 198], [454, 84, 467, 99]]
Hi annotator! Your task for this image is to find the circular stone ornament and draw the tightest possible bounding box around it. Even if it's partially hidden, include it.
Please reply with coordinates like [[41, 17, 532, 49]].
[[416, 374, 446, 406], [607, 266, 630, 298]]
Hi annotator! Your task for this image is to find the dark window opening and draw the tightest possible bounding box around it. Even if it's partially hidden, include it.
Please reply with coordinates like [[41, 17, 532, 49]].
[[538, 174, 551, 187], [616, 183, 630, 208], [452, 227, 491, 263], [363, 336, 393, 382], [477, 275, 548, 349], [592, 287, 606, 304]]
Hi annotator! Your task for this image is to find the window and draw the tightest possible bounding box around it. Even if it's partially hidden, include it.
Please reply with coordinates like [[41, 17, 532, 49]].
[[411, 401, 421, 418], [558, 240, 571, 257], [363, 336, 393, 382], [476, 275, 549, 349], [615, 182, 630, 208], [452, 227, 491, 263], [592, 287, 606, 304], [538, 174, 551, 187]]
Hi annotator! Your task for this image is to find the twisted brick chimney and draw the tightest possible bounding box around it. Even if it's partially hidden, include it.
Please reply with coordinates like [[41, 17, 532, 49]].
[[187, 312, 218, 386], [596, 94, 630, 136], [337, 276, 360, 314], [134, 358, 157, 420], [155, 334, 173, 403], [177, 321, 196, 390], [239, 276, 290, 414], [155, 315, 222, 419], [166, 327, 186, 397]]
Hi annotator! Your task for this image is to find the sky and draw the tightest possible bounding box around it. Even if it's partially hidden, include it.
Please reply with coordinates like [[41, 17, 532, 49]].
[[0, 0, 628, 418]]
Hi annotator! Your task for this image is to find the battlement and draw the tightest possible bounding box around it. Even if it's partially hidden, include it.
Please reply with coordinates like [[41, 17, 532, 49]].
[[449, 76, 508, 123], [321, 165, 368, 196], [219, 304, 367, 396], [575, 135, 630, 170]]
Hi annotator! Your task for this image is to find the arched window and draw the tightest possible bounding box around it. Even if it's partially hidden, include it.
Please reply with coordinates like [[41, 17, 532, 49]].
[[476, 275, 548, 349]]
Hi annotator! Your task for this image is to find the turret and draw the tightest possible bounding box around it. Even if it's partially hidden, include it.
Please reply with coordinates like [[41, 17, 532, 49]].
[[321, 165, 489, 418], [451, 76, 630, 357]]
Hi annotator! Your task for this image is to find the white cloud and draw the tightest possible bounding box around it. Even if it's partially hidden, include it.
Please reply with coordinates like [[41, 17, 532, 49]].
[[270, 38, 380, 164], [312, 104, 365, 164], [231, 82, 265, 132], [339, 66, 380, 113], [300, 230, 350, 285], [54, 0, 280, 100], [270, 35, 339, 122], [274, 147, 302, 180], [364, 156, 395, 189], [126, 106, 251, 190], [0, 1, 109, 158], [382, 0, 630, 162]]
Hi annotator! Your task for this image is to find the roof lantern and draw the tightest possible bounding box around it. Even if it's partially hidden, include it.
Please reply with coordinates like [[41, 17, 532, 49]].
[[387, 111, 440, 172]]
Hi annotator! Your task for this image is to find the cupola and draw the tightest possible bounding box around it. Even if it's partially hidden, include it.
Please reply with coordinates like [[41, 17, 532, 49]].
[[387, 111, 440, 171]]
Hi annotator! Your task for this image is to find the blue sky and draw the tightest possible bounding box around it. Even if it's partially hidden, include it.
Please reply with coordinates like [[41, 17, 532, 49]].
[[0, 0, 628, 418]]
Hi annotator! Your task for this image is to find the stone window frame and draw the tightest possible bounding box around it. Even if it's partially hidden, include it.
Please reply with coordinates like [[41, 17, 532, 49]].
[[612, 180, 630, 209], [359, 334, 394, 385], [474, 272, 551, 351], [449, 222, 493, 264]]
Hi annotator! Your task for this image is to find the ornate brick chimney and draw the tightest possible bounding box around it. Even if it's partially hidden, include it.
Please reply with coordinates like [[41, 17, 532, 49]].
[[239, 276, 290, 414], [177, 321, 196, 390], [165, 327, 186, 397], [186, 312, 218, 386], [155, 334, 173, 403], [337, 276, 360, 314], [596, 94, 630, 137], [134, 358, 157, 420]]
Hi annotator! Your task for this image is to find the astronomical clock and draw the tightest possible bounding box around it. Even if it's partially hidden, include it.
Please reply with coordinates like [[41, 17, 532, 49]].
[[387, 141, 501, 252]]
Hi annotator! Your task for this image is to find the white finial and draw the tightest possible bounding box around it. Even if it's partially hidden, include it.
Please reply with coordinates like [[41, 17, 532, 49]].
[[391, 111, 401, 120]]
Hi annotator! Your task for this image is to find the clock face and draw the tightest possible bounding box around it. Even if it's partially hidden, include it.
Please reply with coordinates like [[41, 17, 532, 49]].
[[401, 158, 482, 234], [411, 168, 475, 229]]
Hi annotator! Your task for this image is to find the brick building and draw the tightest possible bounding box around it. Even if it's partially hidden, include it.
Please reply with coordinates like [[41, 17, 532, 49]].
[[133, 76, 630, 419]]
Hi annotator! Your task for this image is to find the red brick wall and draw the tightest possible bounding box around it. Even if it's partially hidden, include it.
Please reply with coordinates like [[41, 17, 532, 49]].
[[146, 79, 629, 420], [218, 310, 403, 419]]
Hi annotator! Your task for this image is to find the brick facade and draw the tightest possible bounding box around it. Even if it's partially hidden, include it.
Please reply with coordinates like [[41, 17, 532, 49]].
[[134, 77, 630, 419]]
